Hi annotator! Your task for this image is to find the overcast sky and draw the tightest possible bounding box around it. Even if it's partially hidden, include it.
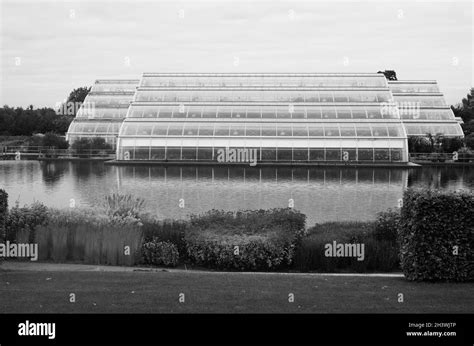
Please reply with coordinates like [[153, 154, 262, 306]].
[[0, 0, 472, 108]]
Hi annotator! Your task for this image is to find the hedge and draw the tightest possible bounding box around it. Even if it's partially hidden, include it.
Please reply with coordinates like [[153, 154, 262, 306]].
[[399, 189, 474, 281], [0, 189, 7, 242], [185, 209, 306, 271]]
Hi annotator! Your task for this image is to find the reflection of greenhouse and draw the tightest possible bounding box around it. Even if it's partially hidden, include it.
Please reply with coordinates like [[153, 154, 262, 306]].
[[65, 79, 139, 147], [65, 74, 464, 164]]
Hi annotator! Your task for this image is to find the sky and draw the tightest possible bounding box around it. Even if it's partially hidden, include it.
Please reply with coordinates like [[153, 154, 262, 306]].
[[0, 0, 472, 108]]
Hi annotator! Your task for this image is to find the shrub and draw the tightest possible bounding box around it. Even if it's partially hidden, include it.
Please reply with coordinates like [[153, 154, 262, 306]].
[[141, 218, 187, 256], [185, 209, 306, 271], [141, 239, 179, 267], [0, 189, 7, 242], [399, 189, 474, 281], [293, 221, 399, 272], [6, 201, 48, 243], [374, 209, 400, 243], [41, 132, 68, 149]]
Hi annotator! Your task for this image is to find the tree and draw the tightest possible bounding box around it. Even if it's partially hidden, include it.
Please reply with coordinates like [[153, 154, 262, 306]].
[[67, 86, 91, 104], [41, 132, 69, 149], [377, 70, 397, 81], [57, 86, 91, 117], [451, 89, 474, 125]]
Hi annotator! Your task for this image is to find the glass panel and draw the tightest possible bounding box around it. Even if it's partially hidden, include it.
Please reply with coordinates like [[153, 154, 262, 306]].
[[200, 107, 215, 118], [358, 149, 373, 161], [137, 124, 153, 136], [326, 149, 341, 161], [367, 107, 383, 119], [390, 149, 402, 162], [334, 92, 348, 102], [339, 125, 356, 136], [376, 93, 391, 102], [319, 92, 334, 102], [166, 147, 181, 160], [261, 124, 276, 136], [387, 126, 401, 137], [198, 148, 213, 160], [277, 125, 292, 136], [352, 108, 367, 119], [348, 91, 361, 102], [321, 107, 336, 119], [230, 124, 245, 136], [214, 124, 230, 136], [183, 124, 198, 136], [371, 126, 388, 137], [336, 108, 352, 119], [277, 106, 292, 119], [293, 148, 308, 161], [143, 108, 158, 118], [292, 125, 308, 137], [95, 124, 108, 133], [198, 124, 214, 136], [217, 106, 232, 118], [309, 149, 325, 161], [374, 149, 390, 161], [405, 125, 421, 135], [123, 124, 137, 135], [305, 92, 319, 102], [277, 148, 292, 161], [152, 123, 168, 136], [246, 106, 261, 119], [167, 124, 183, 136], [261, 148, 276, 161], [292, 107, 307, 119], [150, 147, 165, 160], [324, 126, 340, 137], [245, 124, 261, 136], [181, 147, 196, 160], [158, 107, 174, 118], [232, 109, 245, 119], [308, 124, 324, 136], [306, 106, 322, 119], [261, 107, 276, 119], [135, 148, 150, 160]]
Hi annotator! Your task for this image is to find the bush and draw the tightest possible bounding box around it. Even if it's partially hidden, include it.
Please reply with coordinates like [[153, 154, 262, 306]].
[[293, 221, 399, 272], [374, 209, 400, 243], [41, 132, 68, 149], [0, 189, 7, 242], [399, 189, 474, 281], [141, 218, 187, 256], [141, 239, 179, 267], [185, 209, 306, 271], [6, 202, 48, 243]]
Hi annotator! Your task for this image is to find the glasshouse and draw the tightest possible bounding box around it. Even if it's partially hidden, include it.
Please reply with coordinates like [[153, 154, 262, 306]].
[[65, 79, 139, 147], [65, 73, 464, 164]]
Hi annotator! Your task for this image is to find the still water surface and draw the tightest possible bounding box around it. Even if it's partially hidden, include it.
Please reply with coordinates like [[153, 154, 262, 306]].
[[1, 161, 473, 226]]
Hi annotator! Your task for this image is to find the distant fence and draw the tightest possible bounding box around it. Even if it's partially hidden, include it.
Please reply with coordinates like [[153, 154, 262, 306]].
[[1, 146, 116, 159], [409, 152, 474, 163]]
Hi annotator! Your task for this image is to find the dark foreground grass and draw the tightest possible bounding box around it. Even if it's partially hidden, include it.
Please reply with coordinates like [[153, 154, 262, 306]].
[[0, 270, 473, 313]]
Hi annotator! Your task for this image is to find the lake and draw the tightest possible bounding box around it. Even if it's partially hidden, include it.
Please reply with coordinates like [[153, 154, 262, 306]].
[[1, 161, 473, 227]]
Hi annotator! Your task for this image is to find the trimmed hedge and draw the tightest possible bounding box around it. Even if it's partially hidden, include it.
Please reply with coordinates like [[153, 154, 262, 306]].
[[141, 239, 179, 267], [399, 189, 474, 281], [185, 209, 306, 271], [0, 189, 7, 242]]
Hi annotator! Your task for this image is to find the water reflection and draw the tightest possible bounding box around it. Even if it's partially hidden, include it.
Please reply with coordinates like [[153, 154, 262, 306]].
[[1, 161, 473, 227]]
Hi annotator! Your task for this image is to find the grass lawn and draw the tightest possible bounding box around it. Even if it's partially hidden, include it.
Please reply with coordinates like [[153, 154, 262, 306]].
[[0, 270, 473, 313]]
